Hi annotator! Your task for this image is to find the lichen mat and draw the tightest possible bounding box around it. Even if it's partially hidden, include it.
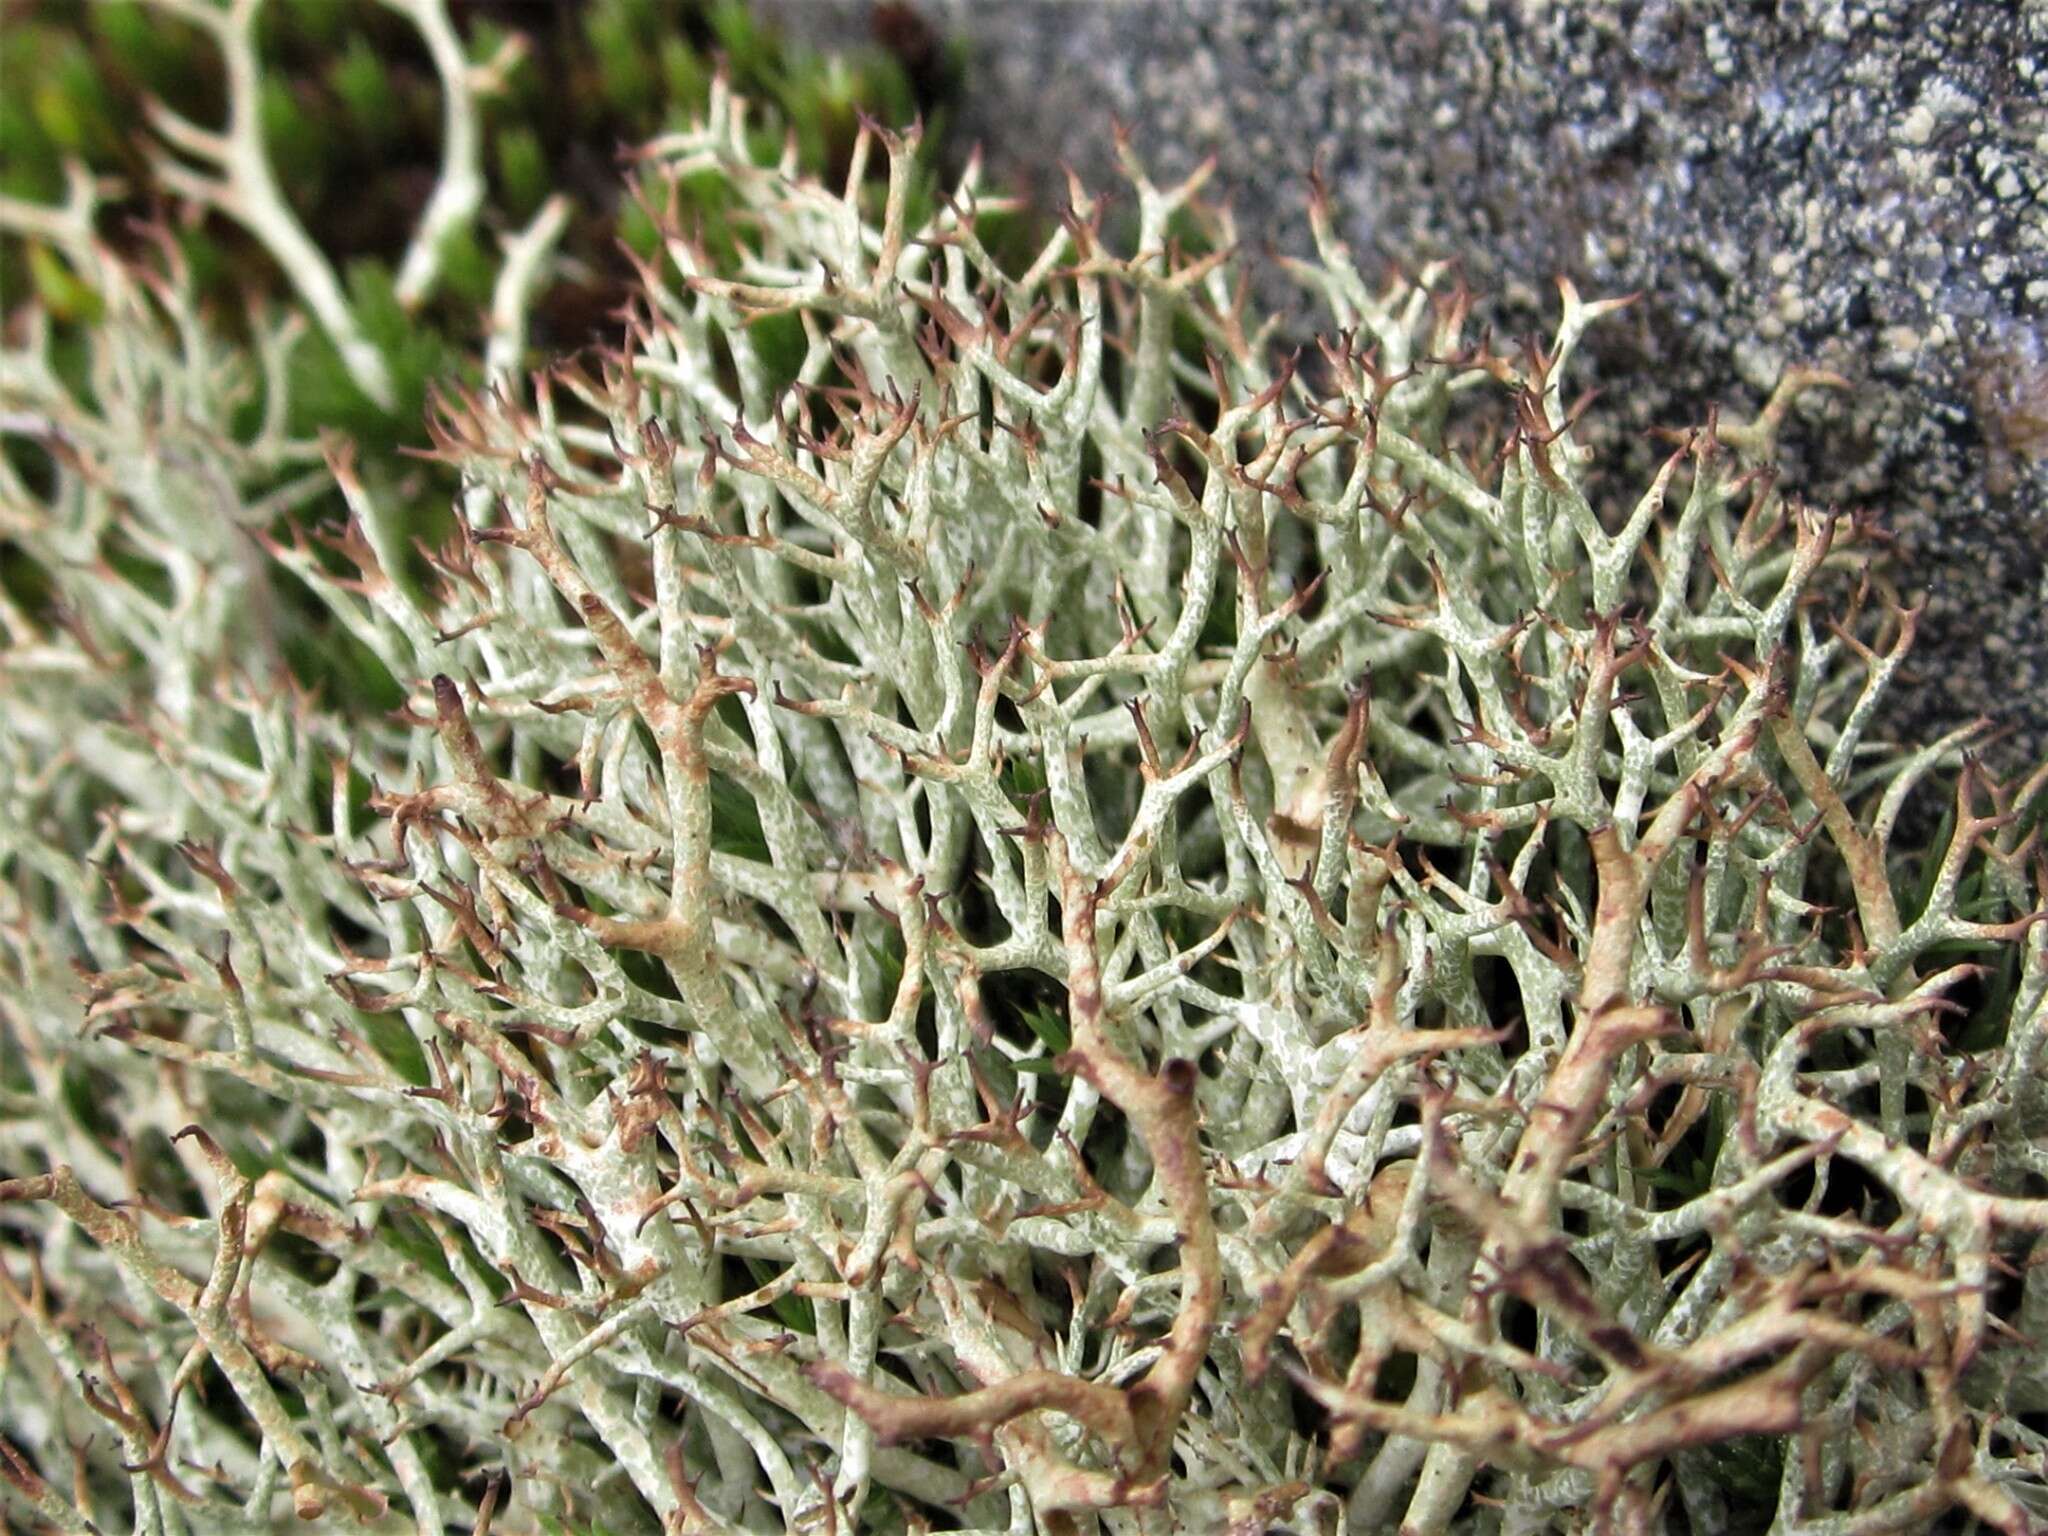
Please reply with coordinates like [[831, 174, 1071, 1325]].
[[5, 83, 2048, 1536]]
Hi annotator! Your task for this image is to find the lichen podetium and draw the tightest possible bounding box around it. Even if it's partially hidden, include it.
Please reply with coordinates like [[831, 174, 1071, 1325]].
[[5, 83, 2048, 1536]]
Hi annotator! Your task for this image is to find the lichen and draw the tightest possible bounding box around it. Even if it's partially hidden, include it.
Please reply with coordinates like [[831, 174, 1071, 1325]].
[[4, 79, 2048, 1536]]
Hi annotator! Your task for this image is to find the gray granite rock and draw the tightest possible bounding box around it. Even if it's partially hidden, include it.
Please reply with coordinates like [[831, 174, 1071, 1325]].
[[775, 0, 2048, 766]]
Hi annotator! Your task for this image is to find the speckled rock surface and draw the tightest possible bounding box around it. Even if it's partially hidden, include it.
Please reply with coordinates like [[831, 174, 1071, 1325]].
[[771, 0, 2048, 765]]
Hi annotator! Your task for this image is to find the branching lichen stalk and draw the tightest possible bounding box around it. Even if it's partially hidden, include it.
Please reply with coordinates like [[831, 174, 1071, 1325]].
[[5, 79, 2048, 1536]]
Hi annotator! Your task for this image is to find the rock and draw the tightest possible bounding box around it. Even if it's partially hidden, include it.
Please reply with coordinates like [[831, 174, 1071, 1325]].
[[770, 0, 2048, 766]]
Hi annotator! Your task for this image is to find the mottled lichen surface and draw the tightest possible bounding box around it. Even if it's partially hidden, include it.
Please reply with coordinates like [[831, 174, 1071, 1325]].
[[4, 79, 2048, 1536]]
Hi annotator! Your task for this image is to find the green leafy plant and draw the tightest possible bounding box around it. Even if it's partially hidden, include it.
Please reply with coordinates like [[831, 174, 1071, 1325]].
[[5, 72, 2048, 1536]]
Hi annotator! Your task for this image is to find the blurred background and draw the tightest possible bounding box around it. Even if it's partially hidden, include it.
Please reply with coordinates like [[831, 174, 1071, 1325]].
[[1, 0, 962, 453]]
